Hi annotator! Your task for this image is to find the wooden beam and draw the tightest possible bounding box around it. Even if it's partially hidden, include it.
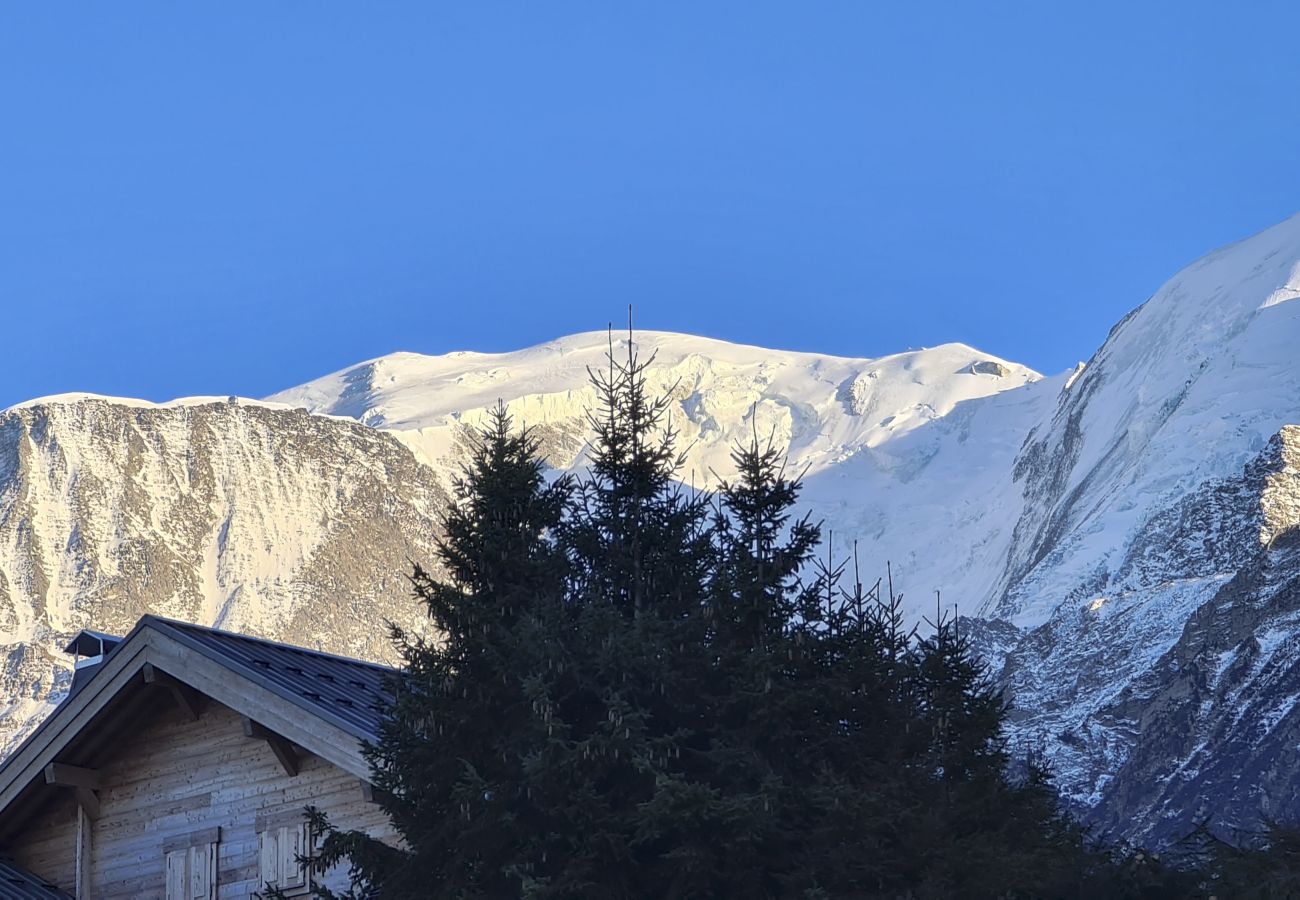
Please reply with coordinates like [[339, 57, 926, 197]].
[[43, 763, 101, 821], [162, 826, 222, 853], [359, 780, 395, 805], [242, 716, 300, 777], [44, 762, 100, 790], [142, 662, 203, 720], [147, 635, 371, 778]]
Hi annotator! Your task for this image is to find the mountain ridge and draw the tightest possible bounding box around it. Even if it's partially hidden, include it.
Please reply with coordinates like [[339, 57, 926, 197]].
[[2, 213, 1300, 844]]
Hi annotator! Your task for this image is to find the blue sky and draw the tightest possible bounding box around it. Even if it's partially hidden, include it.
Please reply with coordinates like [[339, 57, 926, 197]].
[[3, 2, 1299, 408]]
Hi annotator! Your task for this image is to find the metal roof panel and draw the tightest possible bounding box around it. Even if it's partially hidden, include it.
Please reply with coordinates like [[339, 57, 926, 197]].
[[0, 858, 73, 900], [141, 617, 398, 744]]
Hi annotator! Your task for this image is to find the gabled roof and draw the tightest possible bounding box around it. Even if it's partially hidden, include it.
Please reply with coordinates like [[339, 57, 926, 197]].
[[0, 615, 400, 843], [143, 616, 395, 744], [0, 857, 73, 899]]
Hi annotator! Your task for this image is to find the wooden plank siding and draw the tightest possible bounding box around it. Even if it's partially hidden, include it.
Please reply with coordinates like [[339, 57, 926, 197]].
[[9, 700, 395, 898]]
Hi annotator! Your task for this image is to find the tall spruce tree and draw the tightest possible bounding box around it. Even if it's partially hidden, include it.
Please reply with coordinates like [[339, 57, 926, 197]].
[[300, 404, 571, 898], [894, 615, 1097, 898], [544, 333, 719, 896]]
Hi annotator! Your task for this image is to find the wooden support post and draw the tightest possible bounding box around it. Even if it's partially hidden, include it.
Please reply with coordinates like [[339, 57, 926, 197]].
[[142, 662, 203, 720], [242, 716, 300, 776], [73, 787, 101, 821], [76, 803, 92, 899]]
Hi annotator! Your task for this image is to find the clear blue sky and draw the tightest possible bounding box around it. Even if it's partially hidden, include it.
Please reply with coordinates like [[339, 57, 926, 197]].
[[3, 3, 1299, 408]]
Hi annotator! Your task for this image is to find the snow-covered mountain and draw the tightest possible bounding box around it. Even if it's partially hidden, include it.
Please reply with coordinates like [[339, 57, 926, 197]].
[[982, 213, 1300, 842], [2, 213, 1299, 844], [0, 398, 446, 750], [269, 333, 1051, 616]]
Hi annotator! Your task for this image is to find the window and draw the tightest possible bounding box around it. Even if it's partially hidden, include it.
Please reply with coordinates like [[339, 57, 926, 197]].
[[257, 818, 311, 894], [163, 827, 219, 900]]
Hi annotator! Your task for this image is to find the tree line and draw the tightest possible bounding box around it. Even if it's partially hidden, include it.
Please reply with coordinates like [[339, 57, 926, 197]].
[[286, 337, 1299, 898]]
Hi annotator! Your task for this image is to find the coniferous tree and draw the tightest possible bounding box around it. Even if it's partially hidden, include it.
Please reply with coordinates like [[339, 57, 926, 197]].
[[1175, 821, 1300, 899], [304, 328, 1126, 899], [301, 404, 570, 898], [1212, 822, 1300, 897], [545, 333, 719, 896], [897, 616, 1096, 898]]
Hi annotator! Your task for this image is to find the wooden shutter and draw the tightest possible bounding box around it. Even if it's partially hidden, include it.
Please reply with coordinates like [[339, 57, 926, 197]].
[[279, 823, 308, 889], [258, 827, 280, 888], [188, 842, 216, 898], [258, 822, 309, 891], [165, 848, 186, 900], [163, 827, 219, 900]]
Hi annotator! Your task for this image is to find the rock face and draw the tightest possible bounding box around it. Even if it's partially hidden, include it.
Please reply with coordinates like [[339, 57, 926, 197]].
[[969, 360, 1011, 377], [3, 212, 1300, 846], [977, 211, 1300, 843], [0, 397, 446, 751], [997, 427, 1300, 843]]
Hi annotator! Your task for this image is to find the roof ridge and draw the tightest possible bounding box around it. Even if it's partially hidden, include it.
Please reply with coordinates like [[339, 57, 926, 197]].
[[138, 614, 400, 673]]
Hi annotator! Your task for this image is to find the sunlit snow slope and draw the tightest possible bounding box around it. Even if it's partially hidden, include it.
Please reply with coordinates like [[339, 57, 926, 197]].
[[270, 333, 1051, 620], [996, 214, 1300, 627]]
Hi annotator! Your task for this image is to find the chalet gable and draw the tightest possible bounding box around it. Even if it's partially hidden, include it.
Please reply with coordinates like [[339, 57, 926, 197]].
[[0, 616, 396, 847]]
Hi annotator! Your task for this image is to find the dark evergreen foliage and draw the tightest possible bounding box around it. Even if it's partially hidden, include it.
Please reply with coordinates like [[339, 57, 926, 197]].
[[294, 403, 572, 897], [290, 334, 1299, 899], [1205, 822, 1300, 898]]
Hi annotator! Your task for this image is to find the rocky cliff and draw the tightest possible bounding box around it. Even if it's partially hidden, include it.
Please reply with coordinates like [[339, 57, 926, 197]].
[[0, 397, 446, 750]]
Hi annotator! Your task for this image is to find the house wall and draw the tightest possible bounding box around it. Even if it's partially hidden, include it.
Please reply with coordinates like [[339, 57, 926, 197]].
[[9, 700, 396, 898]]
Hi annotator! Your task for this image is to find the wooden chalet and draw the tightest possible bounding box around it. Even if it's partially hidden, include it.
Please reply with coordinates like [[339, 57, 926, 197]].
[[0, 615, 400, 898]]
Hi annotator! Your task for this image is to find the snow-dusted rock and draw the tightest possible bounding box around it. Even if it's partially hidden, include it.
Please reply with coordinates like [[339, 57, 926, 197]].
[[968, 360, 1011, 377], [0, 398, 445, 751]]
